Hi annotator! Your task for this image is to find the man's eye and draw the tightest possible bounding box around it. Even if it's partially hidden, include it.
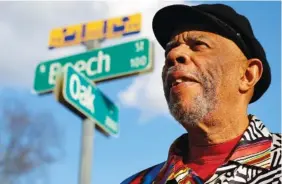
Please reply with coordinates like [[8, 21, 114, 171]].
[[192, 41, 210, 50]]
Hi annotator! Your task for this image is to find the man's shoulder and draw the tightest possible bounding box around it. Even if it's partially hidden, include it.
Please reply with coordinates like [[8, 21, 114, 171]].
[[120, 161, 166, 184]]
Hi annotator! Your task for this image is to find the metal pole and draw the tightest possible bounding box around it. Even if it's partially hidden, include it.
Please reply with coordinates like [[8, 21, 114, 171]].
[[78, 119, 95, 184], [78, 40, 101, 184]]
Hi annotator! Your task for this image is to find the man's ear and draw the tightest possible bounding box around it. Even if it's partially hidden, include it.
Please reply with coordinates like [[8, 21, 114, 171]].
[[239, 58, 263, 92]]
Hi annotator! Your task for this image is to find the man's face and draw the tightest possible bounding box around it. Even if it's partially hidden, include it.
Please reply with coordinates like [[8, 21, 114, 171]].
[[162, 30, 246, 128]]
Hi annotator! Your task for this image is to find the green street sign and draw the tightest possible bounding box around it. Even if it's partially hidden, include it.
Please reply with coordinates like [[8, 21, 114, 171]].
[[33, 38, 153, 94], [55, 66, 119, 137]]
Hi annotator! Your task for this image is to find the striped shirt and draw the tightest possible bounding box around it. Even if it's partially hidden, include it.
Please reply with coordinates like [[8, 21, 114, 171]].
[[121, 115, 282, 184]]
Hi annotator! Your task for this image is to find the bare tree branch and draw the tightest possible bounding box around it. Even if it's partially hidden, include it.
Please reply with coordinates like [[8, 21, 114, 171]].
[[0, 95, 64, 184]]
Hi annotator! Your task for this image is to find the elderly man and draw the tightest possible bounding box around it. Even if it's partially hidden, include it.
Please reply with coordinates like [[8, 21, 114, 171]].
[[121, 3, 281, 184]]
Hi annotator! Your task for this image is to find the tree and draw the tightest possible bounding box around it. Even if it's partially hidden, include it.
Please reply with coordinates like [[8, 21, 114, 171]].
[[0, 96, 63, 184]]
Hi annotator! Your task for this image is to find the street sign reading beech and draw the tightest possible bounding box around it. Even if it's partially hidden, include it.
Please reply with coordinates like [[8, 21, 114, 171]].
[[33, 38, 153, 94]]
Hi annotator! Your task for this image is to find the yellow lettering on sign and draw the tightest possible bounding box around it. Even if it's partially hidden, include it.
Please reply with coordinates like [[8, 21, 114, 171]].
[[124, 13, 142, 35], [48, 24, 83, 49], [83, 20, 104, 42], [48, 13, 142, 49], [105, 17, 125, 39], [105, 13, 142, 39]]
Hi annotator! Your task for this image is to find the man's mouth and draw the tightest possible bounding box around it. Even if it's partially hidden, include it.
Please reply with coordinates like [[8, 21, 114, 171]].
[[167, 74, 199, 91], [170, 77, 198, 88]]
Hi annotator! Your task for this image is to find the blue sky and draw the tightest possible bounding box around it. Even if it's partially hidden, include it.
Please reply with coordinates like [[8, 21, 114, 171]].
[[0, 1, 281, 184]]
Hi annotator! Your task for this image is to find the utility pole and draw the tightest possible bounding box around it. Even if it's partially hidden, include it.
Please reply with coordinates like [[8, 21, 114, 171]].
[[78, 39, 102, 184]]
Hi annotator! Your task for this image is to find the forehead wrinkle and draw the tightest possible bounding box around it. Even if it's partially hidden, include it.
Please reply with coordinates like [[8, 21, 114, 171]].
[[182, 32, 212, 41], [169, 31, 216, 46]]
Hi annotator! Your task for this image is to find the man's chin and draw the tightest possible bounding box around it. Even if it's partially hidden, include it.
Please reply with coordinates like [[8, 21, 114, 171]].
[[168, 97, 210, 128], [169, 103, 195, 124]]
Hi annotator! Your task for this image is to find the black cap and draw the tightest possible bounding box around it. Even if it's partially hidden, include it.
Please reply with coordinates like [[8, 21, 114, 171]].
[[152, 4, 271, 103]]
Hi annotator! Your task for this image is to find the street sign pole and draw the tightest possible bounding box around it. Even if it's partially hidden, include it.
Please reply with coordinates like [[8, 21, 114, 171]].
[[78, 40, 101, 184], [54, 61, 120, 184], [79, 118, 94, 184]]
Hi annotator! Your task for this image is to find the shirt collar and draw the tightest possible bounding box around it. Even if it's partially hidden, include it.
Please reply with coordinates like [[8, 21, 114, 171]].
[[156, 115, 273, 183], [228, 115, 272, 169]]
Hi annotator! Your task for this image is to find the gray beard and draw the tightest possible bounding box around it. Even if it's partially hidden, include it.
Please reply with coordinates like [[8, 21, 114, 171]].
[[166, 76, 217, 128], [168, 94, 213, 127]]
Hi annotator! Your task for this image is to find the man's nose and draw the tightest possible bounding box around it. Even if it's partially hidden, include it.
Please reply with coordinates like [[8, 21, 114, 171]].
[[165, 46, 191, 67]]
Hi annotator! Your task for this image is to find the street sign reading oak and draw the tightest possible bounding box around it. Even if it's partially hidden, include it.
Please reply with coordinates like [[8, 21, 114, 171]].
[[33, 38, 153, 94], [55, 66, 119, 136]]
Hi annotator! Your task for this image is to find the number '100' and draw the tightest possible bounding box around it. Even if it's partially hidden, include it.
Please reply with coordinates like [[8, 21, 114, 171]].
[[130, 56, 147, 68]]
